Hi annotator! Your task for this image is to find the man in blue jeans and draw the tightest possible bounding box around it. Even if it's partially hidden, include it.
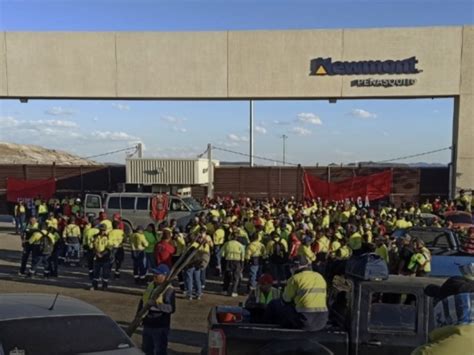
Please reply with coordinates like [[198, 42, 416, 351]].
[[138, 264, 176, 355], [184, 265, 202, 300]]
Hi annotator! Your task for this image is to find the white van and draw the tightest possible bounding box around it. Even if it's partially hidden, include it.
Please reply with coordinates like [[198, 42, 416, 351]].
[[84, 192, 204, 234]]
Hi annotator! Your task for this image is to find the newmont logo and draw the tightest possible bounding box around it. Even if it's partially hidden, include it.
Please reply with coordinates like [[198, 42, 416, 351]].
[[310, 57, 421, 76]]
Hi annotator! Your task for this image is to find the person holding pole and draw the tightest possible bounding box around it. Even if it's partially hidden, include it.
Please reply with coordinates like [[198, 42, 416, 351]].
[[137, 264, 176, 355]]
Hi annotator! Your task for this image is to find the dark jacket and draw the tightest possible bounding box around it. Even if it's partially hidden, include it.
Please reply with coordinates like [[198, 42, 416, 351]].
[[138, 286, 176, 329]]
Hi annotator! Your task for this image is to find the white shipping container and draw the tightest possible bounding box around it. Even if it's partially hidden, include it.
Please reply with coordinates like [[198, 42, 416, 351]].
[[126, 158, 219, 185]]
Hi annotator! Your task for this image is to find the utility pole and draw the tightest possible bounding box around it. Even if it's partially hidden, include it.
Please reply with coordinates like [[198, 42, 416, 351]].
[[137, 143, 143, 158], [207, 143, 214, 198], [281, 134, 288, 166], [249, 100, 254, 167]]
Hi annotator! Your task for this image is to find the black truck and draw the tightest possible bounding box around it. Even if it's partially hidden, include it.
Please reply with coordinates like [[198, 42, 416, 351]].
[[205, 275, 445, 355]]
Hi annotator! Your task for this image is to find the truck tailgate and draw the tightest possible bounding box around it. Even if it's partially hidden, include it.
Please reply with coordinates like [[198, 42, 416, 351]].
[[212, 324, 349, 355]]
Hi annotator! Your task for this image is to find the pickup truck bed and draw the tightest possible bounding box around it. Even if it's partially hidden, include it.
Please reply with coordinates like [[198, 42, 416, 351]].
[[206, 276, 446, 355], [208, 318, 348, 355]]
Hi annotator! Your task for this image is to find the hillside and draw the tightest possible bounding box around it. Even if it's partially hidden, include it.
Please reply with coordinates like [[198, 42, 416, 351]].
[[0, 142, 99, 166]]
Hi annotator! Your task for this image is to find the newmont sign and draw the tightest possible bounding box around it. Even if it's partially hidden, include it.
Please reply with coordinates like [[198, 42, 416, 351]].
[[0, 26, 472, 194]]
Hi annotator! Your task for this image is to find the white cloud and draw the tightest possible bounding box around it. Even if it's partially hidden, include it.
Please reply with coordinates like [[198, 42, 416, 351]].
[[0, 116, 19, 128], [161, 115, 187, 134], [349, 108, 377, 119], [41, 128, 55, 136], [255, 125, 267, 134], [1, 117, 140, 145], [290, 126, 311, 136], [228, 134, 240, 141], [45, 106, 75, 116], [172, 126, 187, 133], [228, 133, 249, 142], [273, 120, 292, 125], [0, 117, 77, 130], [161, 115, 186, 124], [297, 112, 322, 125], [90, 131, 139, 141], [38, 119, 78, 128], [112, 103, 131, 111]]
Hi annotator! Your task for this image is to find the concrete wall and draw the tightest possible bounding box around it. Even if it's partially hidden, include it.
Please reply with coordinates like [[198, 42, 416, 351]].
[[228, 27, 463, 98], [1, 27, 469, 99], [116, 32, 228, 98], [0, 27, 472, 192], [4, 32, 117, 97]]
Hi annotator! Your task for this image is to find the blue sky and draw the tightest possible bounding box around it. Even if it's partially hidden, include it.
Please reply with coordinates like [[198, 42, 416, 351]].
[[0, 0, 472, 165]]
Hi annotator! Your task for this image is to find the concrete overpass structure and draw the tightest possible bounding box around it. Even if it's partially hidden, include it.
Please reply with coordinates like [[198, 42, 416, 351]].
[[0, 26, 472, 194]]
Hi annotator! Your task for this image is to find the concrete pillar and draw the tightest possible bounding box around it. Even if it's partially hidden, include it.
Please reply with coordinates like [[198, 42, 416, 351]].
[[452, 94, 474, 195], [452, 26, 474, 196]]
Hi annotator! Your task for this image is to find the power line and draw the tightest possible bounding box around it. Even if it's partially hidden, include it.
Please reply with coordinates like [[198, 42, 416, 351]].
[[82, 146, 138, 160], [376, 146, 452, 163], [197, 147, 209, 159], [212, 145, 299, 166], [66, 146, 138, 163]]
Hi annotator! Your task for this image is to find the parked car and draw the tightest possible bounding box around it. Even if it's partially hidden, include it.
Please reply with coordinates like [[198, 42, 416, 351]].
[[392, 227, 474, 276], [419, 213, 442, 226], [204, 275, 445, 355], [0, 293, 142, 355], [84, 192, 205, 233], [444, 211, 474, 229]]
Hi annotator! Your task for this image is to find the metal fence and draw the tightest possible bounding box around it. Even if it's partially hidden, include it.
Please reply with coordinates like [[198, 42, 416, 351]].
[[213, 166, 449, 204], [0, 164, 449, 214], [0, 164, 126, 214]]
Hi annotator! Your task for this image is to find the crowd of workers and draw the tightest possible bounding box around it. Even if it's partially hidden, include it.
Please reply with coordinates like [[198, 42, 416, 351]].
[[14, 193, 474, 288], [12, 192, 473, 354]]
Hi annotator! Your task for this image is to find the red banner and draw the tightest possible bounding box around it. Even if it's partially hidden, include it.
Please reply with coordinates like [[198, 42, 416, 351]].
[[303, 170, 392, 201], [6, 177, 56, 202], [151, 194, 169, 222]]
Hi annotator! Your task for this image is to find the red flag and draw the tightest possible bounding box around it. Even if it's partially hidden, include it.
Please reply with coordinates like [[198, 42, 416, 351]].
[[151, 194, 169, 221], [303, 170, 392, 201], [7, 177, 56, 202]]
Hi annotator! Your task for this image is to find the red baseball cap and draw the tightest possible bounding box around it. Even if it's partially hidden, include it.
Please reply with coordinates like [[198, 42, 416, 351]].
[[259, 273, 273, 286]]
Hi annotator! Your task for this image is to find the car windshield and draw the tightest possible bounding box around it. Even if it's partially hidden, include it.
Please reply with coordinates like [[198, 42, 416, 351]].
[[182, 197, 203, 211], [0, 315, 133, 355]]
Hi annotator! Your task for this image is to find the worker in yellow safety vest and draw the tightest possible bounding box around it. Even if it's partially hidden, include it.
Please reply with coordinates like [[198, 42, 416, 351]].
[[265, 255, 328, 331], [108, 220, 125, 279], [131, 225, 149, 284], [37, 200, 49, 223], [28, 223, 56, 278], [408, 239, 431, 277], [245, 233, 267, 290], [219, 234, 245, 297], [213, 221, 226, 277], [138, 264, 176, 355], [245, 273, 280, 308], [63, 216, 81, 264], [91, 224, 112, 290], [14, 201, 26, 234]]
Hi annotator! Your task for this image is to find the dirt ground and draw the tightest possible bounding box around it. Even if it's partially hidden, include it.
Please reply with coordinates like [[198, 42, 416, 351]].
[[0, 222, 245, 354]]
